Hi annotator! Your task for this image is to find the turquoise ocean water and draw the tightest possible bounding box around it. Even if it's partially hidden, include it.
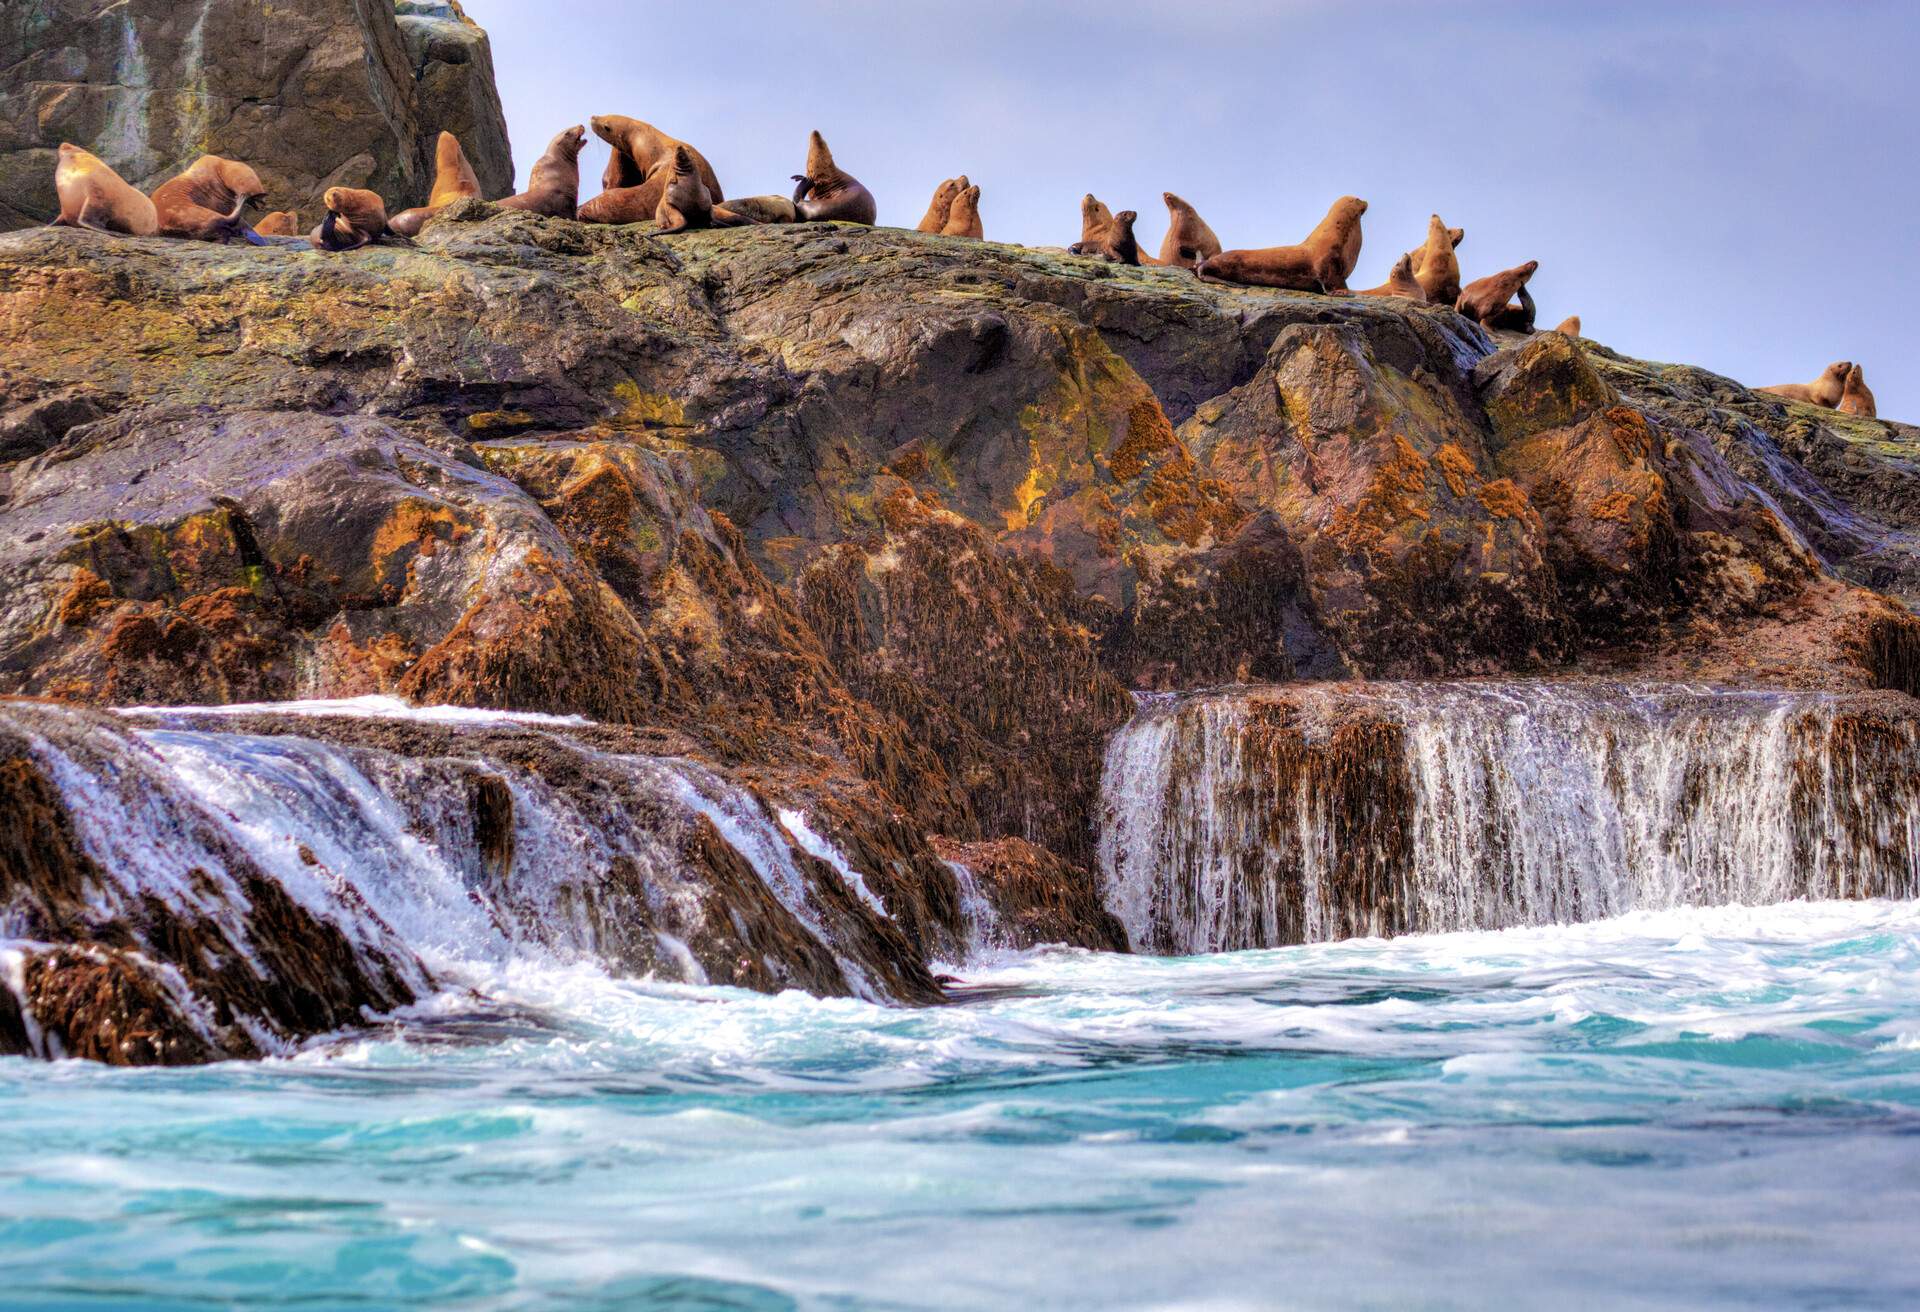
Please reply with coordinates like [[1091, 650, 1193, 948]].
[[3, 899, 1919, 1310]]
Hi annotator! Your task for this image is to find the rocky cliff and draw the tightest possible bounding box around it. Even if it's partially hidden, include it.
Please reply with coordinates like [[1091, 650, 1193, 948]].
[[0, 0, 511, 230], [2, 205, 1918, 1061]]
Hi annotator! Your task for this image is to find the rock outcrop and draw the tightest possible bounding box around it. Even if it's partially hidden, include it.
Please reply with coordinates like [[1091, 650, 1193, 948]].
[[0, 0, 511, 231], [2, 208, 1917, 1061]]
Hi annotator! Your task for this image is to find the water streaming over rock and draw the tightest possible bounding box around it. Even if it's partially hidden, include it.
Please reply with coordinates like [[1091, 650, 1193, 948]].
[[1098, 681, 1920, 953]]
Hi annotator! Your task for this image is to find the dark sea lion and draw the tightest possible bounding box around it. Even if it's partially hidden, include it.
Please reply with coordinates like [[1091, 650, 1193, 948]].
[[1070, 208, 1141, 265], [1455, 260, 1539, 328], [150, 155, 268, 244], [390, 131, 484, 237], [653, 145, 746, 233], [590, 115, 724, 203], [941, 184, 983, 239], [790, 131, 876, 225], [1838, 364, 1877, 417], [1554, 315, 1582, 337], [917, 177, 964, 233], [1357, 252, 1427, 300], [1760, 361, 1851, 408], [50, 143, 157, 236], [1156, 191, 1221, 269], [498, 125, 586, 218], [254, 210, 301, 237], [309, 187, 400, 252], [1407, 215, 1462, 305], [1195, 196, 1366, 292], [1302, 194, 1367, 289]]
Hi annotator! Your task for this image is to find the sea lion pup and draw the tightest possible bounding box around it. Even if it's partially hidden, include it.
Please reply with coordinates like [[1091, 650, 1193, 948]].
[[1195, 196, 1366, 293], [50, 143, 157, 236], [790, 130, 876, 225], [591, 114, 724, 202], [653, 145, 747, 233], [1406, 215, 1462, 305], [916, 177, 964, 233], [497, 124, 586, 218], [389, 131, 484, 237], [1070, 209, 1141, 265], [1759, 361, 1851, 407], [941, 184, 983, 239], [1356, 253, 1427, 300], [1838, 364, 1877, 418], [1455, 260, 1539, 328], [1301, 193, 1367, 289], [254, 210, 301, 237], [1554, 315, 1582, 337], [150, 154, 269, 243], [1156, 191, 1221, 269], [309, 187, 400, 252]]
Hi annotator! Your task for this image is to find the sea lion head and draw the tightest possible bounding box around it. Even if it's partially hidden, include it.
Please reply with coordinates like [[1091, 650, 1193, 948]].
[[1516, 259, 1540, 281], [323, 186, 387, 231], [1164, 191, 1192, 214], [1338, 195, 1368, 219], [214, 157, 267, 206], [557, 125, 587, 158], [671, 145, 696, 178], [1392, 252, 1414, 277], [1448, 226, 1465, 248], [805, 130, 837, 179], [1114, 210, 1137, 231], [1080, 193, 1113, 234], [1825, 361, 1853, 383]]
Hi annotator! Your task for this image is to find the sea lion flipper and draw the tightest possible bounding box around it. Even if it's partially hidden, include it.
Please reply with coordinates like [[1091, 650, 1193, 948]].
[[655, 204, 687, 235]]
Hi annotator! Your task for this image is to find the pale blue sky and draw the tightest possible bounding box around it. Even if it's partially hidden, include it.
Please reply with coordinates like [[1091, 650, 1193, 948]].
[[463, 0, 1917, 421]]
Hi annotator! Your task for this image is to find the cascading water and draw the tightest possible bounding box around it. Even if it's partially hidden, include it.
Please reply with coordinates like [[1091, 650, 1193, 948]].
[[1097, 681, 1920, 953]]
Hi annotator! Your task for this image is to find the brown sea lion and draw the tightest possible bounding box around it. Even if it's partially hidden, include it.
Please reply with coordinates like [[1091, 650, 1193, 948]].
[[578, 177, 666, 225], [591, 114, 724, 203], [790, 130, 876, 225], [150, 155, 268, 244], [1407, 215, 1462, 305], [1156, 191, 1221, 269], [309, 187, 399, 252], [1302, 194, 1367, 289], [1455, 260, 1539, 329], [254, 210, 301, 237], [389, 131, 485, 237], [1357, 253, 1426, 301], [1759, 361, 1851, 408], [1079, 194, 1115, 246], [1837, 364, 1877, 418], [942, 184, 983, 239], [654, 145, 746, 233], [917, 177, 965, 233], [1195, 196, 1366, 293], [497, 124, 586, 218], [50, 143, 157, 236], [1070, 208, 1141, 265], [712, 195, 799, 224], [1554, 315, 1582, 337]]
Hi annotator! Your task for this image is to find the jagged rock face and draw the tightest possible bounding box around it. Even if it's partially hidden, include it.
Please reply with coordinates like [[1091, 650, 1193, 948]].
[[934, 836, 1127, 952], [0, 0, 511, 231]]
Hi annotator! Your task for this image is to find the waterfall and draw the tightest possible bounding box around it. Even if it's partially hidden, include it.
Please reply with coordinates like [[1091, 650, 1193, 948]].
[[1097, 682, 1920, 953]]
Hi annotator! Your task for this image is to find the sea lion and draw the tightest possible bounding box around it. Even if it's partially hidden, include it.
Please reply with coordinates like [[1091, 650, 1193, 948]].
[[1070, 208, 1141, 265], [917, 177, 964, 233], [254, 210, 301, 237], [309, 187, 399, 252], [389, 131, 484, 237], [150, 154, 268, 244], [1406, 215, 1462, 305], [1455, 260, 1539, 329], [1195, 196, 1366, 293], [790, 130, 876, 225], [497, 124, 586, 218], [1302, 194, 1367, 289], [711, 195, 799, 224], [591, 114, 724, 203], [1554, 315, 1582, 337], [1759, 361, 1851, 408], [1357, 253, 1426, 300], [941, 184, 983, 239], [1838, 364, 1877, 418], [50, 143, 157, 236], [654, 145, 746, 233], [1079, 193, 1115, 247], [1156, 191, 1221, 269], [578, 177, 666, 225]]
